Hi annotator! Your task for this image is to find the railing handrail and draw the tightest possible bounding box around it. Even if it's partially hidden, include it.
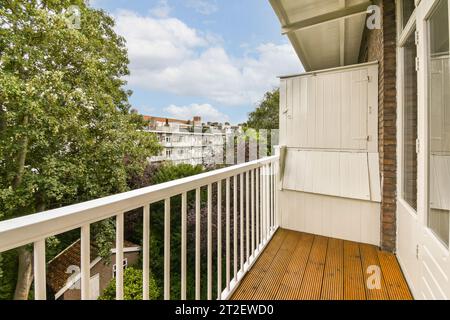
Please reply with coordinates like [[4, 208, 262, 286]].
[[0, 155, 279, 253]]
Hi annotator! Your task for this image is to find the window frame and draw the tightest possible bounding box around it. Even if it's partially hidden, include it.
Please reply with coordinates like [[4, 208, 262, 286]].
[[397, 0, 419, 213]]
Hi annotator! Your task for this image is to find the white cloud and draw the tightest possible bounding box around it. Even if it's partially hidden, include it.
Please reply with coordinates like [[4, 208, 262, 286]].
[[114, 10, 302, 107], [185, 0, 218, 15], [150, 0, 172, 18], [165, 103, 229, 122]]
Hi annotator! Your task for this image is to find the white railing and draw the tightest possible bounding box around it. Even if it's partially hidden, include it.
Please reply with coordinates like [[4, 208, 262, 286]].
[[0, 156, 279, 300]]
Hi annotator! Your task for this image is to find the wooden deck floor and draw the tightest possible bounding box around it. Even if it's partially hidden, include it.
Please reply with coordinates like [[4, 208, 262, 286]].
[[232, 229, 412, 300]]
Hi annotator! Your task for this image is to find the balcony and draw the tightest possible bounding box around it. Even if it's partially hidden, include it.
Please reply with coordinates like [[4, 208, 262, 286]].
[[0, 155, 412, 300], [232, 229, 412, 300]]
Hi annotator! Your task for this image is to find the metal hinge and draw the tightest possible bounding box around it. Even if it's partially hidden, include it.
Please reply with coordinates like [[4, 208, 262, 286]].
[[416, 57, 420, 72], [416, 244, 420, 259], [416, 138, 420, 154], [415, 30, 420, 46]]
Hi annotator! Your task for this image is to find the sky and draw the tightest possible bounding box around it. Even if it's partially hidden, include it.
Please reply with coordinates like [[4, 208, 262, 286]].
[[90, 0, 304, 124]]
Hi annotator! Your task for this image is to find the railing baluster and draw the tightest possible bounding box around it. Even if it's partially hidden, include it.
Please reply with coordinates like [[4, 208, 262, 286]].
[[251, 169, 255, 256], [81, 224, 90, 300], [195, 187, 201, 300], [207, 184, 212, 300], [33, 240, 46, 300], [233, 175, 238, 280], [181, 193, 187, 300], [217, 180, 222, 299], [226, 178, 230, 291], [256, 167, 260, 249], [239, 173, 244, 271], [245, 171, 250, 260], [116, 213, 124, 300], [271, 163, 275, 231], [262, 166, 266, 242], [266, 165, 270, 236], [143, 205, 150, 300], [275, 162, 278, 227], [164, 198, 170, 300]]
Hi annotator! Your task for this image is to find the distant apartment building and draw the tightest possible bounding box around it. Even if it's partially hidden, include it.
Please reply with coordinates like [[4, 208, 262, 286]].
[[143, 115, 237, 166]]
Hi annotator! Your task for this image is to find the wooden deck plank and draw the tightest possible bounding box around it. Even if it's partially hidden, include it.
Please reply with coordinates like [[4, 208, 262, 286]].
[[321, 238, 344, 300], [343, 241, 366, 300], [232, 229, 287, 300], [275, 232, 314, 299], [232, 229, 412, 300], [297, 235, 328, 300], [252, 231, 301, 300], [359, 243, 390, 300], [377, 251, 413, 300]]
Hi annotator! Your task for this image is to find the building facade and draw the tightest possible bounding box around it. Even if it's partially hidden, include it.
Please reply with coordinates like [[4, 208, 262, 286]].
[[144, 116, 237, 166]]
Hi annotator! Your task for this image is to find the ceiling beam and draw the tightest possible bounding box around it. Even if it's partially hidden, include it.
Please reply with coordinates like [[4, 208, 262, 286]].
[[281, 1, 371, 35]]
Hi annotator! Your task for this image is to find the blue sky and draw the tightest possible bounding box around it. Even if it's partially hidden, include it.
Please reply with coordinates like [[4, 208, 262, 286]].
[[90, 0, 303, 124]]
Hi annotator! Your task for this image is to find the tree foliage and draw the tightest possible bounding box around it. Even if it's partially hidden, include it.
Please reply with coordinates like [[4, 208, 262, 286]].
[[0, 0, 161, 299], [246, 89, 279, 130], [98, 267, 159, 300]]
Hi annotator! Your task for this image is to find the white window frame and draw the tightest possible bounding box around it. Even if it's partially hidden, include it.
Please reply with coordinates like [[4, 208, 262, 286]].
[[397, 0, 419, 214]]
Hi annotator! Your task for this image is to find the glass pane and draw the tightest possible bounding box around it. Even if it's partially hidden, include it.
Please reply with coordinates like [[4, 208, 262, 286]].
[[403, 30, 418, 210], [402, 0, 416, 28], [428, 0, 450, 246]]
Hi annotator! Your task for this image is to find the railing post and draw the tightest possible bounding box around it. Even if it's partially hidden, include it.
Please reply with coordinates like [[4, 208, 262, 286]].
[[207, 185, 213, 300], [256, 167, 260, 248], [116, 213, 124, 300], [195, 188, 201, 300], [164, 198, 171, 300], [217, 180, 222, 299], [240, 173, 244, 271], [33, 240, 46, 300], [233, 175, 238, 280], [143, 205, 150, 300], [251, 169, 255, 256], [226, 178, 230, 291], [181, 193, 187, 300], [81, 224, 90, 300], [246, 171, 250, 261]]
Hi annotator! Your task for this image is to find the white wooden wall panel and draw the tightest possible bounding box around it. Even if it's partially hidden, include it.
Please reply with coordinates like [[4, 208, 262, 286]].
[[368, 153, 382, 202], [283, 149, 378, 202], [279, 62, 380, 246], [279, 79, 287, 146], [279, 190, 380, 246], [281, 64, 376, 151]]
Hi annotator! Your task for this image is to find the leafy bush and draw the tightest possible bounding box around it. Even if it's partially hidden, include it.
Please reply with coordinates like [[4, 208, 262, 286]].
[[98, 267, 159, 300]]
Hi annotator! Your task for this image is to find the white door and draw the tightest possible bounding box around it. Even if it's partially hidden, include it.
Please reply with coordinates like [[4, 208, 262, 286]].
[[416, 0, 450, 299], [396, 0, 421, 296]]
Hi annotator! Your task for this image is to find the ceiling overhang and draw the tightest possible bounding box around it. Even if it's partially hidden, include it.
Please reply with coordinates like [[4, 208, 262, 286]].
[[269, 0, 372, 71]]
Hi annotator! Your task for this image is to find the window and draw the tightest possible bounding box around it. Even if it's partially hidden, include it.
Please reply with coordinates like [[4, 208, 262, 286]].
[[165, 136, 171, 143], [402, 0, 416, 28], [112, 258, 128, 278], [427, 0, 449, 246], [403, 30, 418, 210], [166, 149, 172, 157]]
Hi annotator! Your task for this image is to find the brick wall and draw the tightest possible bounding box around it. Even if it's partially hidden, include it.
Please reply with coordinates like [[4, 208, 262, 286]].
[[359, 0, 397, 252]]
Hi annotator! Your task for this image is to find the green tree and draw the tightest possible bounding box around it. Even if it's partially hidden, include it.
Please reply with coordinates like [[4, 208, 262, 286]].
[[0, 0, 161, 299], [98, 267, 159, 300], [246, 89, 279, 130]]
